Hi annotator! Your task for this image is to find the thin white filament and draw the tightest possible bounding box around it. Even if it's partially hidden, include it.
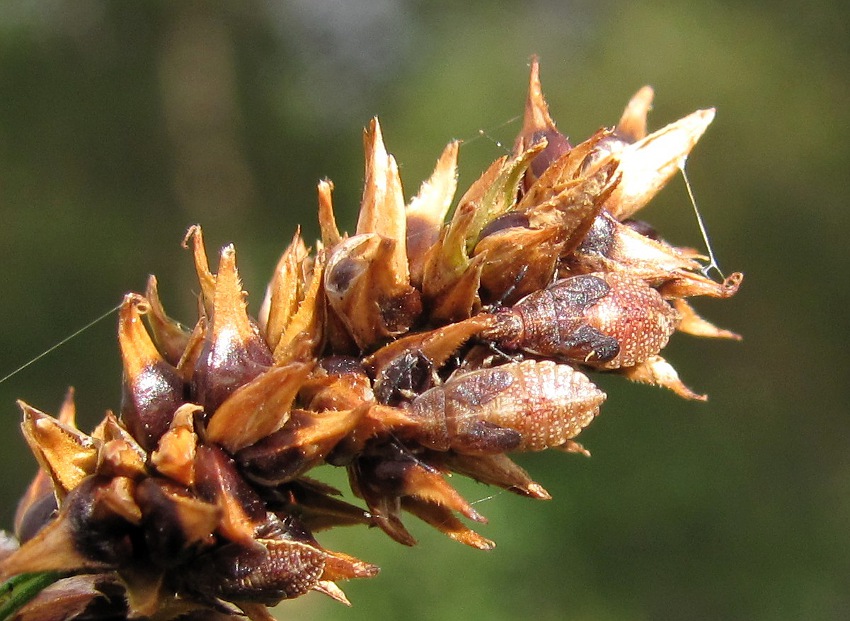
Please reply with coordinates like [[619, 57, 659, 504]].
[[679, 160, 724, 280], [0, 303, 122, 385]]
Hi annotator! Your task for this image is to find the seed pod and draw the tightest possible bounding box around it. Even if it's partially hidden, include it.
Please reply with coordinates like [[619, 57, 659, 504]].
[[1, 477, 135, 578], [514, 154, 619, 260], [474, 223, 565, 306], [14, 488, 56, 544], [426, 451, 551, 499], [192, 245, 274, 415], [567, 210, 744, 301], [135, 478, 219, 566], [193, 445, 266, 545], [348, 443, 492, 549], [421, 142, 543, 320], [324, 234, 422, 349], [236, 407, 367, 485], [205, 361, 311, 453], [118, 294, 185, 452], [321, 118, 423, 350]]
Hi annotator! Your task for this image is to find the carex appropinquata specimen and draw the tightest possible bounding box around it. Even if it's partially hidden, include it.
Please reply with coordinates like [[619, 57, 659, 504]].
[[0, 59, 742, 620]]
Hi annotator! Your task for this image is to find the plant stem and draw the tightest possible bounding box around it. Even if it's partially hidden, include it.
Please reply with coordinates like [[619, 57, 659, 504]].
[[0, 572, 62, 620]]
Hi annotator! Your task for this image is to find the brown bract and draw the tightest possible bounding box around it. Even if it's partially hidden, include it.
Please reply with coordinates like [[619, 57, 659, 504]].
[[3, 57, 742, 620]]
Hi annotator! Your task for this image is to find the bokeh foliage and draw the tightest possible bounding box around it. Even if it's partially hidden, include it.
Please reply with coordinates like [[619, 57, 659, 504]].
[[0, 1, 848, 619]]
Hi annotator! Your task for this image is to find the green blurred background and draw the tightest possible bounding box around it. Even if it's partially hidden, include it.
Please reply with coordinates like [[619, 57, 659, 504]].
[[0, 1, 847, 619]]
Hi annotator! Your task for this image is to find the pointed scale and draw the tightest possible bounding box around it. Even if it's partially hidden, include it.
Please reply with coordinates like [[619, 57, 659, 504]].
[[616, 85, 654, 143], [475, 222, 564, 305], [205, 361, 312, 453], [273, 249, 326, 365], [259, 228, 309, 353], [618, 354, 707, 401], [430, 255, 487, 323], [312, 581, 352, 607], [144, 275, 191, 367], [299, 355, 374, 413], [428, 451, 551, 499], [406, 141, 459, 288], [570, 210, 704, 279], [324, 234, 421, 349], [349, 448, 492, 550], [182, 225, 216, 314], [323, 118, 422, 348], [14, 389, 76, 541], [175, 314, 208, 384], [402, 497, 494, 550], [357, 118, 410, 288], [567, 211, 743, 300], [279, 479, 373, 532], [18, 400, 98, 501], [192, 244, 274, 415], [422, 201, 480, 308], [347, 453, 416, 547], [514, 56, 572, 187], [390, 455, 486, 525], [317, 179, 343, 250], [94, 412, 147, 480], [118, 294, 185, 453], [600, 108, 716, 220], [150, 403, 203, 488], [658, 270, 743, 300], [237, 407, 369, 485], [320, 548, 380, 584], [672, 298, 742, 340], [515, 158, 620, 259], [422, 142, 543, 305]]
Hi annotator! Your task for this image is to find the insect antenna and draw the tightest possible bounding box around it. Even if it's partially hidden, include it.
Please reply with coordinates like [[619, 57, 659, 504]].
[[496, 264, 530, 308]]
